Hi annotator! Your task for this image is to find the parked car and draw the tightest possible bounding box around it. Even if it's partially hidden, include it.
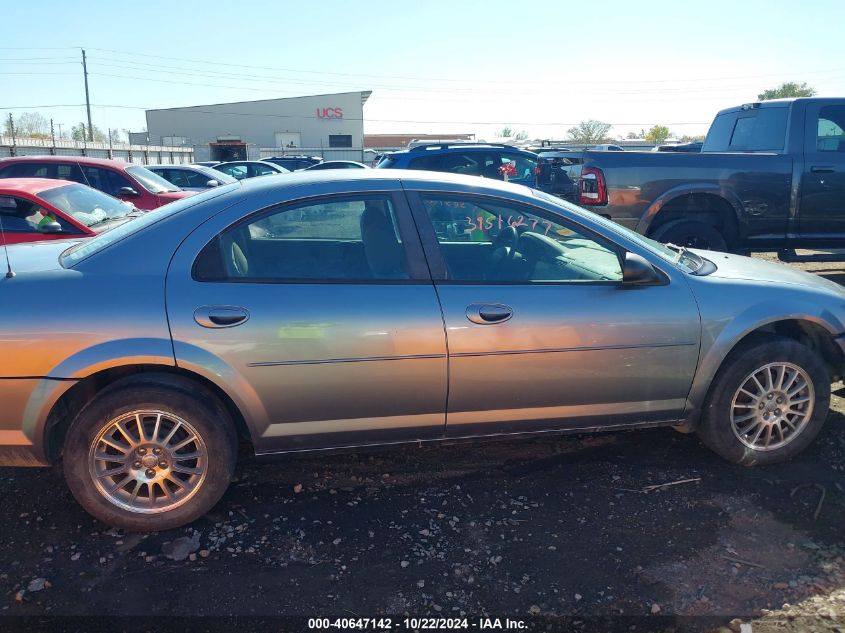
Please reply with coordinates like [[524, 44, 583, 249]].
[[0, 178, 140, 245], [214, 160, 290, 180], [2, 170, 844, 530], [304, 160, 369, 170], [590, 144, 625, 151], [653, 141, 704, 153], [377, 143, 538, 187], [535, 98, 845, 258], [146, 164, 237, 192], [0, 157, 193, 210], [263, 155, 323, 171]]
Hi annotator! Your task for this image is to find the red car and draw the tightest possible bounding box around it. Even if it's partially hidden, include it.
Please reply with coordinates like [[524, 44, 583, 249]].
[[0, 178, 142, 246], [0, 156, 194, 210]]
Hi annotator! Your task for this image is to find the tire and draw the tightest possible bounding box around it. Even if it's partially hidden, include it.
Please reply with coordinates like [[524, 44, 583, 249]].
[[697, 335, 830, 466], [652, 219, 728, 252], [63, 376, 237, 531]]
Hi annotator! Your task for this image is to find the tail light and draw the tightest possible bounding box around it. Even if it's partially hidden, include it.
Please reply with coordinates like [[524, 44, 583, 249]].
[[579, 166, 607, 205]]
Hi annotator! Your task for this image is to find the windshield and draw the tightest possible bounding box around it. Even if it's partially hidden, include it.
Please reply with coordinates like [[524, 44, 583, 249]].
[[198, 167, 237, 184], [126, 165, 182, 193], [39, 184, 136, 227], [60, 185, 233, 268], [531, 190, 700, 272]]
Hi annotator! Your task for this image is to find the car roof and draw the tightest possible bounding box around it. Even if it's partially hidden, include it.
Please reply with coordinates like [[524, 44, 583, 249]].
[[233, 168, 532, 198], [147, 164, 203, 170], [0, 155, 136, 170], [390, 144, 537, 158], [0, 177, 79, 195]]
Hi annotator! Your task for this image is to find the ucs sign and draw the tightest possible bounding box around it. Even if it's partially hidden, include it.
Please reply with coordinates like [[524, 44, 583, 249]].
[[316, 107, 343, 119]]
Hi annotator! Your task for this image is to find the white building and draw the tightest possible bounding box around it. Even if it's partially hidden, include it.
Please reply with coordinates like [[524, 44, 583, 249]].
[[145, 91, 371, 162]]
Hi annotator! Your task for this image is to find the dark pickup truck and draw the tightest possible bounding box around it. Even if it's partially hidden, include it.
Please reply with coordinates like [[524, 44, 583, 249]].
[[535, 98, 845, 259]]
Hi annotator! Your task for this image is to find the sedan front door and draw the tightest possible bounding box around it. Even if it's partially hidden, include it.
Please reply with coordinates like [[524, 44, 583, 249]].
[[407, 189, 701, 436], [166, 185, 448, 454]]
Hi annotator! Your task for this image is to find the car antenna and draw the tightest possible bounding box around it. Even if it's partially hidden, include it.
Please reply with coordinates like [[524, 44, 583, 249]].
[[0, 214, 14, 278]]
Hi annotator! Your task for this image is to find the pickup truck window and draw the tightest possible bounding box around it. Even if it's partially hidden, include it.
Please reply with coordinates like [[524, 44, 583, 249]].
[[703, 107, 788, 152], [817, 106, 845, 152]]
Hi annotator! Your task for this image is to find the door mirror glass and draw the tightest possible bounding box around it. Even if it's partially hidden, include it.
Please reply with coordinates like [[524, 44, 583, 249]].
[[622, 252, 663, 285], [118, 186, 139, 197], [206, 180, 219, 188], [40, 221, 64, 234]]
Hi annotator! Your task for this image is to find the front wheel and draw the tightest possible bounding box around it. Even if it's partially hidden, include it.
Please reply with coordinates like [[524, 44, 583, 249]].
[[697, 336, 830, 465], [651, 219, 728, 252], [63, 377, 237, 531]]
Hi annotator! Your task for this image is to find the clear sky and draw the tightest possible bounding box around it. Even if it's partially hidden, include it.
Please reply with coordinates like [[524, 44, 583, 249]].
[[2, 0, 845, 142]]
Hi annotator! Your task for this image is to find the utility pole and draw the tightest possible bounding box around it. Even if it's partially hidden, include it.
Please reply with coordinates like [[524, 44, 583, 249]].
[[81, 48, 93, 141], [7, 114, 16, 156]]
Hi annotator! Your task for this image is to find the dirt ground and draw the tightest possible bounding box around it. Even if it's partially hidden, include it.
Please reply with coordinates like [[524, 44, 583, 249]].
[[2, 254, 845, 633]]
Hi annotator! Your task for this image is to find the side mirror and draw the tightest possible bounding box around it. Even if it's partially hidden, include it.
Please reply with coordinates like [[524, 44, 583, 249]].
[[622, 252, 664, 286], [206, 179, 219, 188], [40, 221, 64, 234], [118, 186, 140, 197]]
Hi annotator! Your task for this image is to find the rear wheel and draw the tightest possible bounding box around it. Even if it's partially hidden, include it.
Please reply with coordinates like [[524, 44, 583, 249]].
[[697, 336, 830, 465], [63, 377, 236, 531], [651, 219, 728, 252]]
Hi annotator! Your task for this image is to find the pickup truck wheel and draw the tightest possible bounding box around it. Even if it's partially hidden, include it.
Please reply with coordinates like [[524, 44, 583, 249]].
[[697, 336, 830, 466], [62, 379, 236, 532], [651, 219, 728, 252]]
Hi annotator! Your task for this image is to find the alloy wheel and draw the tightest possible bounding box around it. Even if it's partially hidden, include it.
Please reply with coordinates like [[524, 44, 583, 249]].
[[730, 362, 814, 451], [88, 410, 208, 513]]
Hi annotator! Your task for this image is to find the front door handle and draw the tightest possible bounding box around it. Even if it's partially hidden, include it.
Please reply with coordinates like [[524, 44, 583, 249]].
[[810, 166, 835, 174], [194, 305, 250, 328], [466, 303, 513, 325]]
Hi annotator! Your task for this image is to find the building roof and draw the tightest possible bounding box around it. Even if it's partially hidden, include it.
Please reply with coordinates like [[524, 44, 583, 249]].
[[145, 91, 372, 113], [364, 133, 475, 149]]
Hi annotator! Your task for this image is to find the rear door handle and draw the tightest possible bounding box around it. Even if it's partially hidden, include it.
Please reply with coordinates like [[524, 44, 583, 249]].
[[466, 303, 513, 325], [810, 166, 835, 174], [194, 306, 250, 328]]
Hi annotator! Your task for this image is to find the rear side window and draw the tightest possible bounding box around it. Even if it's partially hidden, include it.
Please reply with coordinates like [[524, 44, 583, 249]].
[[703, 108, 788, 152], [0, 161, 84, 182], [817, 105, 845, 152], [194, 195, 410, 282]]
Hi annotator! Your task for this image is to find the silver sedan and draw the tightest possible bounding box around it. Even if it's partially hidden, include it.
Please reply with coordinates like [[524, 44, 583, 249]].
[[1, 170, 843, 531]]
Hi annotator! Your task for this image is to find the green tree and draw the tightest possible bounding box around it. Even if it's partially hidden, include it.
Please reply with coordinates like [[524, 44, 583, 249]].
[[644, 125, 671, 144], [499, 126, 514, 138], [757, 81, 816, 101], [71, 122, 108, 142], [566, 120, 612, 144], [3, 111, 49, 138]]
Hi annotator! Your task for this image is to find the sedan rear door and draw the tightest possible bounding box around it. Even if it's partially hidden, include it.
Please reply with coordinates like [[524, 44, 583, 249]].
[[165, 181, 448, 454]]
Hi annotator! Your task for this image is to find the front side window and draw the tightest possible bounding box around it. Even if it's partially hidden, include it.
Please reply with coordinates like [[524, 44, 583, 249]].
[[817, 106, 845, 152], [250, 163, 278, 177], [82, 166, 133, 197], [194, 195, 410, 282], [218, 164, 248, 180], [161, 169, 192, 189], [421, 194, 623, 283], [500, 153, 537, 180], [0, 195, 77, 233]]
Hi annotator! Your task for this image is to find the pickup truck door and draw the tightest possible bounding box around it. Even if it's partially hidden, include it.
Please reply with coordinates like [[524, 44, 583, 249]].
[[799, 101, 845, 239]]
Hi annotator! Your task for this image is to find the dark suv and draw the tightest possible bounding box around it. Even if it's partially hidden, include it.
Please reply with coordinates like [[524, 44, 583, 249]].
[[264, 155, 324, 171], [376, 143, 538, 187]]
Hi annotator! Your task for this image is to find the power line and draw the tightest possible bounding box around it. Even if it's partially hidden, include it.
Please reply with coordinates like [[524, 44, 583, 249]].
[[0, 102, 712, 127]]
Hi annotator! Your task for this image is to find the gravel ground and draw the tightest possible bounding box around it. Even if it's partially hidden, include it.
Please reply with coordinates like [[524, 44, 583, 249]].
[[1, 254, 845, 633]]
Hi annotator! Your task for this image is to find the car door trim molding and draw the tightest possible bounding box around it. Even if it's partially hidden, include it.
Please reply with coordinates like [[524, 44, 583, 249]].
[[450, 341, 697, 358], [247, 353, 447, 367]]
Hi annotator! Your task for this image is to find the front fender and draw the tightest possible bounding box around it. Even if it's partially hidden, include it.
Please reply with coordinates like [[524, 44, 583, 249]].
[[636, 183, 744, 236], [685, 298, 845, 423]]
